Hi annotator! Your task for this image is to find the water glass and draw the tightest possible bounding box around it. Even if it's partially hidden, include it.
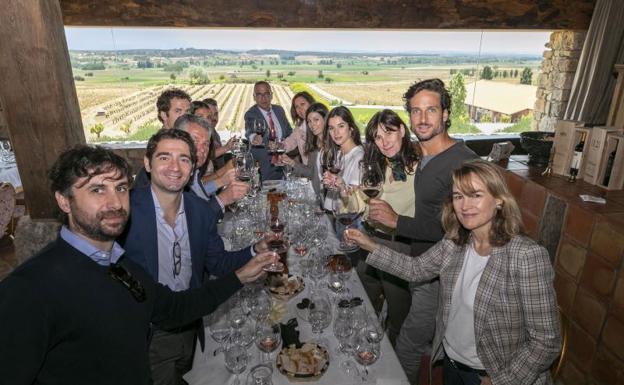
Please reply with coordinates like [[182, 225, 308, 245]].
[[224, 342, 249, 385]]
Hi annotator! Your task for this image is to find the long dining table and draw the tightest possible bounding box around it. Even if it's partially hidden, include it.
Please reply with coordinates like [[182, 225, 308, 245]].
[[184, 181, 409, 385]]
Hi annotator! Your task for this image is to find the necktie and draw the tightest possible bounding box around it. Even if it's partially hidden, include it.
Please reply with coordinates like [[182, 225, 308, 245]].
[[267, 110, 278, 164]]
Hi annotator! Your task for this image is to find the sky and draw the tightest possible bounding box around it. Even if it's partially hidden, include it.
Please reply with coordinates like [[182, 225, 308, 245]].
[[64, 28, 551, 55]]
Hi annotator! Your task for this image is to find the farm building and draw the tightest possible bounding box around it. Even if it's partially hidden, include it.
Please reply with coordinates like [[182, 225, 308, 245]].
[[465, 80, 537, 123]]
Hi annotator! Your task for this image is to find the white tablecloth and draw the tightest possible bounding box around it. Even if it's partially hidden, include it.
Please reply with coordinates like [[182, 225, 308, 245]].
[[0, 163, 22, 192], [184, 204, 409, 385]]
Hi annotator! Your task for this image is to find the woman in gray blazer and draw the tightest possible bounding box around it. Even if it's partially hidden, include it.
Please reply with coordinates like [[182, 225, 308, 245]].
[[281, 102, 328, 197], [346, 159, 561, 385]]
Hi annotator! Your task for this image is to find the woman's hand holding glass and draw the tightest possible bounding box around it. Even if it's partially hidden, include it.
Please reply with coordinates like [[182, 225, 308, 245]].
[[343, 228, 378, 253]]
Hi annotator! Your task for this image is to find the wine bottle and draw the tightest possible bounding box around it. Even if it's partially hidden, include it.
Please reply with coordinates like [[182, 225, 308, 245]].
[[568, 132, 586, 182], [602, 145, 617, 186]]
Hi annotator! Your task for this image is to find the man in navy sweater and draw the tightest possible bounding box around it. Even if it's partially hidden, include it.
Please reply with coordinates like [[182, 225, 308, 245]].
[[0, 146, 277, 385]]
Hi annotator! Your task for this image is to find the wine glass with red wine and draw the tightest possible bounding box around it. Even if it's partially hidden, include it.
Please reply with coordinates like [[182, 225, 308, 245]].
[[360, 162, 383, 201]]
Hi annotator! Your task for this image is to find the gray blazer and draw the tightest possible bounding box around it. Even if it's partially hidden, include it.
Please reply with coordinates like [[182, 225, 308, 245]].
[[244, 104, 293, 181], [367, 235, 561, 385], [292, 150, 322, 196]]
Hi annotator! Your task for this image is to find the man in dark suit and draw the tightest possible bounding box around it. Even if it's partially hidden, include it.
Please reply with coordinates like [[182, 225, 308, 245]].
[[244, 80, 293, 180], [118, 129, 272, 385]]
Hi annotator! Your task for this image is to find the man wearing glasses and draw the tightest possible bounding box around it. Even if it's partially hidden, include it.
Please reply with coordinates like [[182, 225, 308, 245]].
[[0, 146, 277, 385], [244, 80, 293, 180], [119, 129, 273, 385]]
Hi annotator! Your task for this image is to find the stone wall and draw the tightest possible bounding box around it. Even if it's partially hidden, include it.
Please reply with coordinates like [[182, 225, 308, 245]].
[[0, 101, 9, 139], [533, 31, 587, 132]]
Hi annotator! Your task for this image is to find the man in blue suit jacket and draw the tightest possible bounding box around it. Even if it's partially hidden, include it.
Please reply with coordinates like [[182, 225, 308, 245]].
[[118, 129, 269, 385], [244, 81, 293, 181]]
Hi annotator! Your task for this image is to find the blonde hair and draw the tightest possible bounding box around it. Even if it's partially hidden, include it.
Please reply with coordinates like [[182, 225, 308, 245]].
[[442, 159, 523, 246]]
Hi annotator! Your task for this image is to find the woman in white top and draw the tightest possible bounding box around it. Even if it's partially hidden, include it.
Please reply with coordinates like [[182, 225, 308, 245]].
[[321, 106, 364, 210], [346, 159, 560, 385], [282, 91, 315, 165]]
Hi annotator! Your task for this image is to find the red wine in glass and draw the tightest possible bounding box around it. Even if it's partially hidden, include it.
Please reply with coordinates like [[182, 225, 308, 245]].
[[362, 188, 381, 199]]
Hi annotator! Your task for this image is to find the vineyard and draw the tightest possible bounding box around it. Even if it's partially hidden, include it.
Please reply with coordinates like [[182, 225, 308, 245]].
[[81, 83, 295, 140]]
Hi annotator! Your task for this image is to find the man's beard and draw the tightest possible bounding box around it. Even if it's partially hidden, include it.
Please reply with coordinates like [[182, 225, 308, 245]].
[[413, 117, 446, 142], [70, 203, 128, 242]]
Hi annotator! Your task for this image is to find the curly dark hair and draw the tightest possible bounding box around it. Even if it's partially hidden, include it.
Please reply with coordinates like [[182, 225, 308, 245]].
[[403, 78, 451, 131], [290, 91, 315, 127], [322, 106, 362, 167], [363, 109, 418, 184], [303, 103, 329, 155], [145, 129, 198, 169], [49, 145, 131, 197], [156, 88, 191, 123]]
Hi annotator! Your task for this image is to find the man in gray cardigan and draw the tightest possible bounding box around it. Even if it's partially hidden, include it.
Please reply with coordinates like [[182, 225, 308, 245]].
[[366, 78, 477, 384]]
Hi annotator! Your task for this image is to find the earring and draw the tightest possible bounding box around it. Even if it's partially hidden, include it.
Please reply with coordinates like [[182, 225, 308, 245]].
[[496, 203, 503, 210]]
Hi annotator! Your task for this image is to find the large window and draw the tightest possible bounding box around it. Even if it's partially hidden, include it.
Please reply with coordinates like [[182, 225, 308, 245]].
[[64, 28, 550, 142]]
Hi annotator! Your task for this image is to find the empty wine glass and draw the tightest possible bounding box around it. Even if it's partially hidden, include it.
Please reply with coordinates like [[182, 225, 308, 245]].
[[363, 313, 385, 344], [308, 291, 332, 335], [207, 311, 231, 356], [224, 342, 249, 385], [255, 321, 282, 365]]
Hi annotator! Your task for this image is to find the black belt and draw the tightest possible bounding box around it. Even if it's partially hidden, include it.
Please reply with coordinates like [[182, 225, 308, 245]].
[[446, 356, 488, 377]]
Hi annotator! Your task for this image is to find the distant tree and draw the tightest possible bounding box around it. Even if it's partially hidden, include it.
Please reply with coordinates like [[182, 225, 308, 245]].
[[219, 74, 225, 80], [90, 123, 104, 139], [361, 71, 369, 75], [287, 71, 296, 76], [85, 72, 94, 77], [189, 67, 210, 85], [520, 67, 533, 85], [169, 73, 176, 81], [336, 63, 342, 69], [502, 70, 508, 78], [277, 73, 284, 79], [73, 75, 85, 81], [318, 70, 324, 79], [480, 66, 494, 80], [324, 77, 333, 83], [448, 73, 468, 125], [266, 69, 271, 78], [514, 69, 519, 77], [83, 62, 106, 70], [120, 121, 132, 135]]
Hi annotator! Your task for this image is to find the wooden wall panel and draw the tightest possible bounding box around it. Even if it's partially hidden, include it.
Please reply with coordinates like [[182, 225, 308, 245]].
[[0, 0, 85, 220], [59, 0, 595, 30]]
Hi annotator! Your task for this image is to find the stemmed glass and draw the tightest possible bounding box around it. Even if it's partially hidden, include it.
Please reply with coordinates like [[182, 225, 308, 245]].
[[333, 191, 364, 253], [255, 321, 282, 365], [363, 312, 385, 344], [333, 306, 360, 377], [354, 334, 380, 382], [308, 290, 332, 336], [253, 119, 266, 147], [326, 150, 344, 191], [224, 341, 249, 385], [360, 162, 384, 201], [207, 311, 231, 356]]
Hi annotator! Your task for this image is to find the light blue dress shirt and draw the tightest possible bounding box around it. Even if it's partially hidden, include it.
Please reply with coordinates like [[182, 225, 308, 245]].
[[60, 226, 124, 266]]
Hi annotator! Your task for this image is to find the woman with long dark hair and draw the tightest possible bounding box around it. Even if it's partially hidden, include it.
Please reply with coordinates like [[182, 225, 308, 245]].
[[282, 91, 315, 165], [357, 109, 419, 347], [346, 159, 561, 385], [281, 102, 328, 195]]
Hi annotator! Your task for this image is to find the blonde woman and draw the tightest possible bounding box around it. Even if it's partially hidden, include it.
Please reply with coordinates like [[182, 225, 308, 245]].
[[346, 159, 560, 385]]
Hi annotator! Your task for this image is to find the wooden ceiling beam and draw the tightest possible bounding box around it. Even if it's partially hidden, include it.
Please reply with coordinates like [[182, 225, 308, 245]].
[[59, 0, 595, 30]]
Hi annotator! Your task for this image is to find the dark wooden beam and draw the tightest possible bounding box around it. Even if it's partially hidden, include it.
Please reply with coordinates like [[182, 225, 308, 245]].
[[59, 0, 595, 30], [0, 0, 85, 220]]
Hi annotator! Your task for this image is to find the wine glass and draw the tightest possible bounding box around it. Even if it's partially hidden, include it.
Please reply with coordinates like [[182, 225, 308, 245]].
[[206, 311, 231, 356], [228, 302, 247, 330], [253, 119, 266, 146], [354, 335, 380, 382], [360, 162, 384, 201], [333, 192, 364, 253], [308, 290, 332, 335], [255, 321, 282, 365], [224, 342, 249, 385], [326, 150, 344, 191], [363, 312, 385, 344]]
